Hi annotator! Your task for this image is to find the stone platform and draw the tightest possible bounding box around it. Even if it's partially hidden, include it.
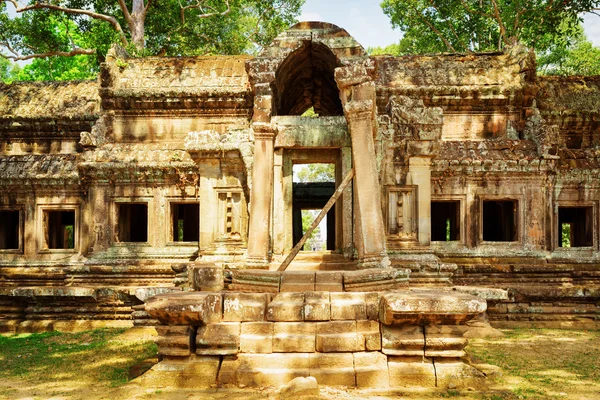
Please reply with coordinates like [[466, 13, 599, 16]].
[[143, 288, 488, 389]]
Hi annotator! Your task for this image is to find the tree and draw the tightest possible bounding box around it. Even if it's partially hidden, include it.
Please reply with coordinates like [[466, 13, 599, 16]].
[[537, 25, 600, 76], [1, 0, 303, 79], [0, 55, 19, 82], [380, 0, 600, 54]]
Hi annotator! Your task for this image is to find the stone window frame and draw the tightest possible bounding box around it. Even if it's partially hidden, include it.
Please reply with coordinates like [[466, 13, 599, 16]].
[[430, 195, 467, 246], [385, 185, 418, 240], [0, 206, 24, 254], [166, 198, 200, 246], [214, 187, 247, 243], [37, 203, 79, 254], [552, 201, 597, 252], [477, 195, 523, 246], [111, 197, 153, 246]]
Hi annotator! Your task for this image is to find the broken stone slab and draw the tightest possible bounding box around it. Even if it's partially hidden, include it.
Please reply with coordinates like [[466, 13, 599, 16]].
[[379, 289, 487, 325], [278, 376, 319, 399], [145, 292, 222, 325], [450, 286, 509, 301]]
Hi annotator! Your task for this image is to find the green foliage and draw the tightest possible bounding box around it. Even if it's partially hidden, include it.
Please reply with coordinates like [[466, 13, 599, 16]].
[[1, 0, 303, 81], [301, 209, 323, 251], [0, 57, 20, 83], [561, 223, 572, 247], [380, 0, 598, 54], [295, 163, 335, 183], [538, 27, 600, 76]]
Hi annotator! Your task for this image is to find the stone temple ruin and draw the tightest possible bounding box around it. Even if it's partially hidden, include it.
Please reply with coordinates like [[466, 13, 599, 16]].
[[0, 21, 599, 389]]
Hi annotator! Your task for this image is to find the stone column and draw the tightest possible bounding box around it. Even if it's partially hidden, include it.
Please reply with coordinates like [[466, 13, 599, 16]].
[[246, 123, 276, 268], [407, 157, 432, 246], [344, 100, 390, 268]]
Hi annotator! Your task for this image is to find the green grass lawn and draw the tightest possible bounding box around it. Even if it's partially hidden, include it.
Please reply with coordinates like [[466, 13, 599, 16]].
[[0, 328, 157, 394]]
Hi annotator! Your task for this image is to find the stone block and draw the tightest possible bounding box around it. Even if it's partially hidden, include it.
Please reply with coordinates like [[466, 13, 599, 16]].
[[304, 292, 330, 321], [281, 271, 315, 292], [315, 271, 343, 292], [240, 322, 273, 353], [354, 352, 389, 388], [141, 357, 220, 388], [316, 321, 362, 352], [191, 263, 224, 291], [273, 322, 316, 352], [388, 357, 436, 387], [433, 361, 487, 389], [379, 290, 486, 325], [145, 292, 222, 325], [217, 356, 238, 386], [381, 325, 423, 356], [155, 325, 194, 357], [330, 292, 366, 320], [424, 325, 469, 359], [357, 320, 381, 351], [196, 322, 240, 355], [223, 292, 269, 322], [309, 353, 355, 386], [235, 354, 310, 387], [365, 292, 381, 320], [267, 292, 304, 322]]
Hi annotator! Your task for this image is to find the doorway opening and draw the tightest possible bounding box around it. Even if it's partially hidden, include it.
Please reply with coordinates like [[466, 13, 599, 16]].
[[292, 163, 335, 251], [558, 206, 593, 247]]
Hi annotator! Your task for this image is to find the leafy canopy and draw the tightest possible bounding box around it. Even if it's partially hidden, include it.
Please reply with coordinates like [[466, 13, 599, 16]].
[[0, 0, 304, 81], [380, 0, 600, 54]]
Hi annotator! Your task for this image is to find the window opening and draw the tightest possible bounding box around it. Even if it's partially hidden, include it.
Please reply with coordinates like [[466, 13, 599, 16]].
[[431, 201, 460, 241], [117, 203, 148, 243], [482, 200, 518, 242], [0, 210, 19, 249], [44, 210, 75, 249], [558, 207, 592, 247], [171, 203, 199, 242]]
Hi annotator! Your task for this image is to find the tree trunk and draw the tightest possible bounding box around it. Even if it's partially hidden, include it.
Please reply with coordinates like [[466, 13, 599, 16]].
[[130, 0, 146, 50]]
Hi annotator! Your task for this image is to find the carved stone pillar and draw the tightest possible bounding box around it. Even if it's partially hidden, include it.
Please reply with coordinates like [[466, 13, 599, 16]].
[[246, 123, 276, 268], [344, 100, 390, 268], [407, 157, 432, 246]]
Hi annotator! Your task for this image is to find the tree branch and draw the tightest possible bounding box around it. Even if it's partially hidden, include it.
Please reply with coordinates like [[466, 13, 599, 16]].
[[179, 0, 230, 24], [489, 0, 508, 48], [410, 4, 456, 52], [17, 2, 129, 47], [0, 47, 96, 61]]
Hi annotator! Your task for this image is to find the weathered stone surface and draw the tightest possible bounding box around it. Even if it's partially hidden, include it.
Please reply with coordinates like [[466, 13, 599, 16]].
[[357, 320, 381, 351], [280, 271, 315, 292], [315, 271, 343, 292], [145, 292, 222, 325], [330, 292, 366, 320], [381, 325, 424, 356], [273, 322, 316, 352], [354, 352, 389, 388], [379, 290, 486, 325], [230, 270, 280, 293], [304, 291, 330, 321], [316, 321, 362, 352], [192, 263, 224, 291], [343, 268, 409, 291], [234, 353, 311, 387], [141, 357, 220, 389], [223, 292, 269, 322], [196, 322, 240, 355], [240, 322, 273, 353], [309, 353, 355, 386], [267, 292, 304, 321], [155, 325, 194, 357], [388, 358, 436, 387]]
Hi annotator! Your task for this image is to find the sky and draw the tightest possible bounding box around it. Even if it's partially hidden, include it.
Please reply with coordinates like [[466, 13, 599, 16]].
[[299, 0, 600, 48]]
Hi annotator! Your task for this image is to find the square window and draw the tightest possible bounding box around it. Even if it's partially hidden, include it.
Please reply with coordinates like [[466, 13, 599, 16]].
[[482, 200, 518, 242], [117, 204, 148, 243], [171, 203, 199, 242], [558, 206, 593, 247], [0, 210, 20, 250], [44, 210, 75, 249], [431, 201, 460, 241]]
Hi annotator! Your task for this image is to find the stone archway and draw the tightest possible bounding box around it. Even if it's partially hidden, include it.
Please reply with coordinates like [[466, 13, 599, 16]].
[[245, 22, 389, 269]]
